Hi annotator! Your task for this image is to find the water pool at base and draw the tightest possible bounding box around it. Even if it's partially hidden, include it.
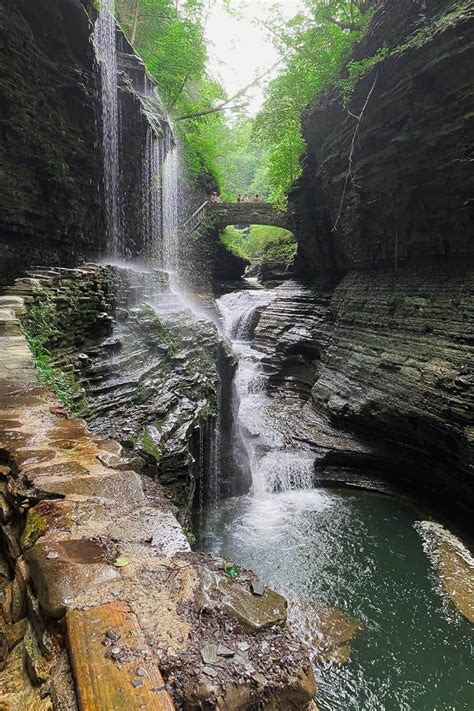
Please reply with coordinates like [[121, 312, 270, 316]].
[[195, 488, 474, 710]]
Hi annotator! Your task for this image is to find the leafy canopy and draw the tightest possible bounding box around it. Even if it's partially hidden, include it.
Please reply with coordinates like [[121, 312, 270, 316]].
[[253, 0, 373, 205], [113, 0, 373, 202], [115, 0, 229, 179]]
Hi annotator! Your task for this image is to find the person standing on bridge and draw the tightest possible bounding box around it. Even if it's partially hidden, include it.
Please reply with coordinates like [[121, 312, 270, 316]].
[[237, 193, 242, 203], [252, 194, 261, 203]]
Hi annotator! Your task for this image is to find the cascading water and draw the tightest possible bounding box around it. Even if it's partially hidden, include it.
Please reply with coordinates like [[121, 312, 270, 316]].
[[218, 287, 318, 501], [197, 283, 474, 711], [93, 0, 122, 255], [162, 130, 179, 283], [141, 127, 163, 263]]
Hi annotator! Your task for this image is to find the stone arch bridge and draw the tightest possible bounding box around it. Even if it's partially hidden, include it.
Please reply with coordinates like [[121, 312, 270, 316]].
[[182, 201, 293, 233]]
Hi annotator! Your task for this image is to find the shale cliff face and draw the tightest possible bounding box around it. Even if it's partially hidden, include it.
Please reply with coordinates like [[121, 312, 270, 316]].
[[0, 0, 103, 285], [280, 0, 474, 523], [290, 0, 474, 275]]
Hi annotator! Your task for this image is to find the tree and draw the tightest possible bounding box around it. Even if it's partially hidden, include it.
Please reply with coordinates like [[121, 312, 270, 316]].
[[115, 0, 228, 179], [253, 0, 373, 205]]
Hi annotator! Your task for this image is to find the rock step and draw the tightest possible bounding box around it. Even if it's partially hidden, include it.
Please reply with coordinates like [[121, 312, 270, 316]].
[[66, 602, 175, 711]]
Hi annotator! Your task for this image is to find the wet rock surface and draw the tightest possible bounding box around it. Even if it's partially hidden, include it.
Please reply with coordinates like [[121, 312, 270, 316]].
[[6, 264, 221, 514], [290, 0, 474, 276], [0, 289, 316, 709], [288, 599, 358, 666], [0, 0, 103, 288], [418, 522, 474, 623], [253, 271, 474, 526]]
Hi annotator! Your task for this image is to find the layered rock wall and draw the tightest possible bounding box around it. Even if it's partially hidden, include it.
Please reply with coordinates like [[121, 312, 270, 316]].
[[255, 263, 473, 525], [277, 0, 474, 522], [0, 0, 103, 286], [291, 0, 474, 276], [5, 265, 220, 514]]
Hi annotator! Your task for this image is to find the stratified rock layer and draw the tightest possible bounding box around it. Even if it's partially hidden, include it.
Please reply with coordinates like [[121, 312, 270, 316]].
[[5, 265, 221, 514], [290, 0, 474, 276], [0, 0, 103, 286], [254, 268, 473, 524], [279, 0, 474, 521]]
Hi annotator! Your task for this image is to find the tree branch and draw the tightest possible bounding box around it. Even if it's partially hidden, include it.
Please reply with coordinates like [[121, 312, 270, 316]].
[[130, 0, 140, 45], [175, 103, 248, 121], [175, 53, 289, 121], [169, 72, 189, 109], [323, 14, 362, 31]]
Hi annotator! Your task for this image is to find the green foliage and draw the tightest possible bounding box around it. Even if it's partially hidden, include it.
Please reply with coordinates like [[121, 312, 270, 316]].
[[22, 296, 86, 413], [221, 225, 297, 266], [115, 0, 228, 181], [224, 564, 240, 579], [254, 0, 373, 205], [214, 119, 270, 200], [140, 427, 163, 461], [338, 45, 389, 102]]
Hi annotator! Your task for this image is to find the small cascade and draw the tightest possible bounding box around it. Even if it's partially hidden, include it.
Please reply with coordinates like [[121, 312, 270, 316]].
[[93, 0, 122, 255], [217, 287, 316, 498]]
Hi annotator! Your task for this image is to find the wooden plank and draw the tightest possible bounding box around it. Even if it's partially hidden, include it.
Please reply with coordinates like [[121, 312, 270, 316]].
[[66, 602, 174, 711]]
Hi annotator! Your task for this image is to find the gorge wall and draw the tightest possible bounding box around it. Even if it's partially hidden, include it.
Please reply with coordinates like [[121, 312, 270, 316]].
[[280, 0, 474, 525], [0, 0, 103, 285], [290, 0, 473, 275]]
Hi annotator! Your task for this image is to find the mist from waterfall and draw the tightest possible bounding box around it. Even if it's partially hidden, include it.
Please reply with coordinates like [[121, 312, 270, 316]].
[[93, 0, 122, 255]]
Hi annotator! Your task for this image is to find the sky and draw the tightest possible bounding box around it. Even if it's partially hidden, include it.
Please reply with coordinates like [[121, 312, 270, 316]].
[[205, 0, 303, 116]]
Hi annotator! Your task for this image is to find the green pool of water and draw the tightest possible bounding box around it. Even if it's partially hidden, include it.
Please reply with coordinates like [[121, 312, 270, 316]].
[[195, 487, 474, 710]]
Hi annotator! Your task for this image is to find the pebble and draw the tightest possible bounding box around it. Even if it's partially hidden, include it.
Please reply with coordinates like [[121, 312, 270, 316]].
[[106, 628, 120, 642], [111, 646, 121, 655], [46, 551, 59, 560], [202, 666, 218, 678], [217, 644, 234, 658], [201, 643, 218, 665], [251, 580, 265, 596], [132, 678, 144, 688], [237, 641, 250, 652], [136, 667, 147, 677]]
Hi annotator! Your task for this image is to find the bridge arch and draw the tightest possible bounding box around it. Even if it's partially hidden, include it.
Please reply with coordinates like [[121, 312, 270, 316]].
[[183, 201, 293, 233]]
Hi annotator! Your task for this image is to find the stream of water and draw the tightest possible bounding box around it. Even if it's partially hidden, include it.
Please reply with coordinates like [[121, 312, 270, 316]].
[[196, 285, 474, 711]]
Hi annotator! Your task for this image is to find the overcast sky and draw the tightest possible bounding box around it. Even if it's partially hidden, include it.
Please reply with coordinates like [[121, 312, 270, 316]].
[[205, 0, 303, 115]]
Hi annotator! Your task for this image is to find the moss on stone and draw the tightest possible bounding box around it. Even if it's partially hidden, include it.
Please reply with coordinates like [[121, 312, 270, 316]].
[[140, 430, 163, 462], [21, 509, 46, 550]]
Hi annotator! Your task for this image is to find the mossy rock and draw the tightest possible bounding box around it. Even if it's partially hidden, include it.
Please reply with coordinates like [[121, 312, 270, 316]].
[[21, 510, 46, 551]]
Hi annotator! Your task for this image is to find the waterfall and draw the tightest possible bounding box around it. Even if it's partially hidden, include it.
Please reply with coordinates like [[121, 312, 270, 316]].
[[142, 127, 163, 263], [93, 0, 122, 256], [162, 130, 179, 282], [217, 288, 316, 497]]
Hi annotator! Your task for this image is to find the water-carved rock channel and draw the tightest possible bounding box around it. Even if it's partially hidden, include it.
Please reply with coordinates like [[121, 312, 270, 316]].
[[195, 283, 474, 711]]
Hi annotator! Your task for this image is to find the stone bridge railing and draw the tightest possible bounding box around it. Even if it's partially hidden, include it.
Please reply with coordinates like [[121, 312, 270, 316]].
[[182, 201, 292, 233]]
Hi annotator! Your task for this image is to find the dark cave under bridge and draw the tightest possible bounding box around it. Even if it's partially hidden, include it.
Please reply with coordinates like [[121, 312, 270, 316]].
[[182, 201, 293, 233]]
